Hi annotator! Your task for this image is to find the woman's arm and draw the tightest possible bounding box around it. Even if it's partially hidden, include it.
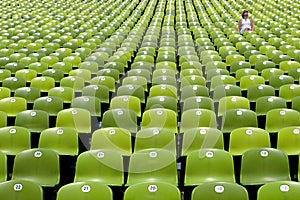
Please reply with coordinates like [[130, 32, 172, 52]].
[[250, 19, 254, 31], [238, 20, 242, 32]]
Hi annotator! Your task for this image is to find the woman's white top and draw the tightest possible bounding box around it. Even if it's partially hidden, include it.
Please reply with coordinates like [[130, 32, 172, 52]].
[[240, 18, 252, 34]]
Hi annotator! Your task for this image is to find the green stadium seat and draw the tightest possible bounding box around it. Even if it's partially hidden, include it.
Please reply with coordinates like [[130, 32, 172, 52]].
[[127, 148, 178, 186], [0, 180, 43, 200], [191, 182, 248, 200], [0, 126, 30, 156], [74, 149, 123, 186], [265, 108, 300, 133], [12, 148, 60, 187], [57, 182, 112, 200], [185, 149, 235, 186], [71, 96, 102, 117], [38, 127, 78, 156], [257, 181, 300, 200], [141, 108, 178, 133], [124, 182, 181, 200], [240, 148, 291, 185], [90, 127, 132, 156], [56, 108, 91, 133]]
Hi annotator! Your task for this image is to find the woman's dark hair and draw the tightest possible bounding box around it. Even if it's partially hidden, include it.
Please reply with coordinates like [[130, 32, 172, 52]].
[[242, 10, 248, 18]]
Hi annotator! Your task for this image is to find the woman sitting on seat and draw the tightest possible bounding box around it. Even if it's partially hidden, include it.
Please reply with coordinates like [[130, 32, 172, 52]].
[[238, 10, 254, 35]]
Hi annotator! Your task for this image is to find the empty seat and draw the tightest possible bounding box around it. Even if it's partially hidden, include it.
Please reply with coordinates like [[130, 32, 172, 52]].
[[90, 127, 132, 156], [229, 127, 270, 156], [0, 126, 30, 155], [127, 149, 178, 186], [15, 110, 49, 133], [181, 128, 224, 156], [134, 128, 176, 155], [240, 148, 290, 185], [180, 109, 217, 133], [39, 127, 78, 156], [222, 109, 258, 133], [56, 108, 91, 133], [141, 108, 178, 133], [185, 149, 235, 186], [0, 180, 43, 200], [265, 108, 300, 133], [192, 182, 248, 200], [102, 109, 137, 133], [124, 182, 181, 200], [257, 181, 300, 200], [12, 148, 60, 187], [74, 149, 124, 186], [57, 182, 112, 200]]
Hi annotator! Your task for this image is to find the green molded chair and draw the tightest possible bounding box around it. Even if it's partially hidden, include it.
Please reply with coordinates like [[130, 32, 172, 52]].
[[182, 96, 214, 112], [210, 75, 236, 91], [15, 69, 37, 82], [240, 75, 265, 91], [257, 181, 300, 200], [255, 96, 287, 116], [0, 152, 6, 182], [149, 85, 177, 99], [180, 109, 217, 133], [269, 75, 294, 90], [279, 84, 300, 102], [0, 180, 43, 200], [141, 108, 178, 133], [218, 96, 250, 116], [247, 84, 275, 102], [0, 126, 30, 155], [127, 148, 178, 186], [180, 85, 209, 102], [60, 76, 85, 92], [2, 77, 26, 91], [57, 182, 112, 200], [74, 149, 124, 186], [279, 61, 300, 72], [102, 109, 137, 133], [181, 128, 224, 156], [0, 87, 10, 100], [185, 149, 235, 186], [123, 76, 148, 91], [90, 127, 132, 156], [30, 76, 55, 92], [192, 182, 249, 200], [90, 76, 115, 92], [110, 96, 141, 117], [117, 85, 145, 104], [206, 69, 230, 82], [15, 110, 49, 133], [0, 97, 27, 116], [240, 148, 291, 185], [265, 108, 300, 133], [124, 182, 181, 200], [42, 69, 64, 82], [48, 87, 74, 103], [213, 85, 242, 101], [12, 148, 60, 187], [221, 109, 257, 133], [146, 96, 177, 114], [277, 127, 300, 155], [56, 108, 91, 133], [14, 87, 40, 103], [134, 128, 176, 155], [229, 127, 270, 156], [33, 96, 63, 116], [180, 75, 206, 89], [254, 60, 276, 72], [71, 96, 101, 117], [39, 127, 78, 156]]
